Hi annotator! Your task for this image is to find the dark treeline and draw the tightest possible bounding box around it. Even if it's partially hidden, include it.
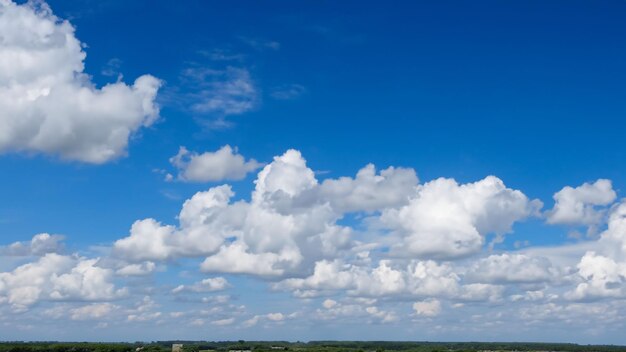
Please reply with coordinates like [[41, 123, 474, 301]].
[[1, 342, 626, 352]]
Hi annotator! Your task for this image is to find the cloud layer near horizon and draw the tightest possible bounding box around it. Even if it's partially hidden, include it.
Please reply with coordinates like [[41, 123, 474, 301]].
[[2, 147, 626, 342]]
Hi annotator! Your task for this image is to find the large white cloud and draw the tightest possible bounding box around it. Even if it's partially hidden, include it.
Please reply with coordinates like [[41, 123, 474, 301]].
[[380, 176, 542, 259], [546, 179, 616, 228], [115, 149, 545, 283], [169, 145, 262, 182], [113, 185, 243, 261], [116, 149, 353, 277], [201, 150, 353, 277], [567, 251, 626, 300], [0, 253, 126, 311], [0, 0, 161, 163], [566, 201, 626, 301]]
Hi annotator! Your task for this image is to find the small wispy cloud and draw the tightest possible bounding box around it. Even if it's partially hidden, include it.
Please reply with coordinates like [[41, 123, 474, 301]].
[[170, 64, 258, 129], [238, 36, 280, 51], [270, 83, 306, 100], [184, 66, 257, 115], [101, 58, 123, 78], [198, 49, 246, 62]]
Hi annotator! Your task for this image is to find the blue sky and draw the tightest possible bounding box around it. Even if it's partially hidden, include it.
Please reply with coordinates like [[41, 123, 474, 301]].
[[1, 0, 626, 344]]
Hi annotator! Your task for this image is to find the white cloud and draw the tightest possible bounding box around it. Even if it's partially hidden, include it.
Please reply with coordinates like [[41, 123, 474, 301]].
[[0, 233, 64, 256], [126, 296, 162, 322], [172, 277, 230, 294], [405, 260, 460, 297], [242, 315, 261, 327], [114, 150, 441, 277], [564, 201, 626, 301], [200, 242, 298, 277], [458, 283, 504, 302], [380, 176, 541, 259], [113, 185, 241, 261], [115, 261, 156, 276], [318, 164, 418, 213], [112, 150, 548, 303], [413, 299, 442, 317], [566, 251, 626, 300], [547, 179, 616, 227], [466, 253, 557, 284], [199, 150, 353, 277], [70, 303, 117, 320], [316, 299, 396, 324], [0, 254, 126, 311], [276, 260, 357, 292], [0, 0, 161, 163], [277, 259, 462, 300], [364, 306, 397, 323], [241, 311, 293, 328], [169, 145, 262, 182]]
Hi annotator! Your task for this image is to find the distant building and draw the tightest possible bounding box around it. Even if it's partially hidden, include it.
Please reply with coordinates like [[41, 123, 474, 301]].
[[271, 347, 286, 350], [172, 344, 184, 352]]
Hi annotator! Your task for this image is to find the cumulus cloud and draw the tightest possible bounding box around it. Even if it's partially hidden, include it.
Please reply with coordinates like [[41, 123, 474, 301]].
[[566, 201, 626, 301], [120, 150, 350, 277], [113, 185, 243, 261], [107, 149, 626, 326], [277, 259, 482, 301], [547, 179, 616, 228], [466, 253, 557, 284], [567, 251, 626, 300], [2, 147, 626, 337], [0, 254, 126, 311], [0, 0, 161, 163], [200, 242, 300, 277], [0, 233, 64, 256], [380, 176, 542, 259], [116, 149, 545, 287], [318, 164, 418, 213], [169, 145, 262, 182], [199, 153, 422, 277]]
